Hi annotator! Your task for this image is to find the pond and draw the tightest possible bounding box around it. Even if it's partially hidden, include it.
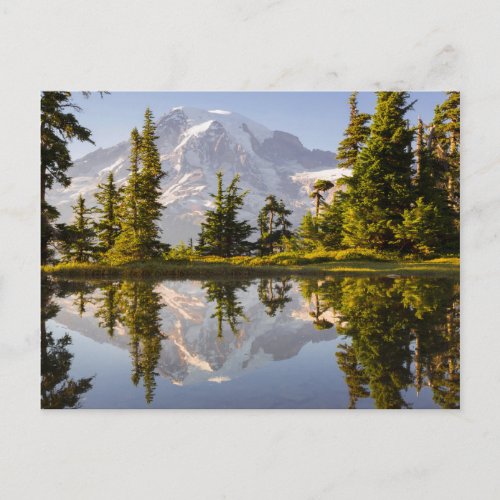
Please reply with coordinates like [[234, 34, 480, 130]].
[[41, 275, 459, 409]]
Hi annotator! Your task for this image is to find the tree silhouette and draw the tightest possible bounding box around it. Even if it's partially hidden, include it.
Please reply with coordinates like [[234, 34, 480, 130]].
[[118, 281, 166, 404], [202, 280, 249, 338], [314, 276, 459, 409], [41, 277, 93, 409], [94, 282, 122, 336], [310, 179, 335, 219], [257, 277, 293, 316]]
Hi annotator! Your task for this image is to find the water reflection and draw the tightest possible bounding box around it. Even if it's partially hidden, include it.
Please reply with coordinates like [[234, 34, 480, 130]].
[[41, 277, 93, 409], [202, 280, 250, 338], [257, 277, 293, 317], [41, 275, 459, 409], [303, 277, 460, 409]]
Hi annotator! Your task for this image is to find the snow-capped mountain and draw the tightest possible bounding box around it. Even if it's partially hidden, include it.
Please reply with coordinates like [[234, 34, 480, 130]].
[[48, 106, 349, 244]]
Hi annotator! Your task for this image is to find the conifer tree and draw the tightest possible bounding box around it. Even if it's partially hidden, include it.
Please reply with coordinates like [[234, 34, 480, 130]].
[[310, 179, 334, 219], [198, 172, 253, 257], [400, 96, 460, 255], [94, 172, 121, 254], [430, 91, 460, 210], [41, 92, 94, 263], [198, 172, 226, 256], [343, 92, 415, 250], [393, 197, 446, 255], [277, 200, 293, 233], [138, 107, 166, 258], [318, 192, 345, 249], [336, 92, 370, 169], [297, 210, 319, 250], [60, 194, 96, 262], [257, 195, 292, 254], [106, 128, 143, 263], [428, 91, 460, 252]]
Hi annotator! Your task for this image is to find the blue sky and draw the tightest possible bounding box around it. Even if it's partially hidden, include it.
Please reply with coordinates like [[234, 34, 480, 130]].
[[67, 91, 447, 160]]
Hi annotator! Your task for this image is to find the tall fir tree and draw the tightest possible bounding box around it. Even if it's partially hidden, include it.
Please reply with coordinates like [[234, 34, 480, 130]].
[[94, 172, 121, 254], [430, 91, 460, 209], [60, 194, 96, 262], [106, 128, 143, 263], [198, 172, 226, 256], [343, 92, 415, 250], [336, 92, 371, 169], [138, 107, 166, 258], [198, 172, 254, 257], [428, 91, 460, 252]]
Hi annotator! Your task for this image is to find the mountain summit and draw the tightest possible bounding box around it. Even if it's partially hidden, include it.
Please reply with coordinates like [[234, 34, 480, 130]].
[[49, 106, 347, 244]]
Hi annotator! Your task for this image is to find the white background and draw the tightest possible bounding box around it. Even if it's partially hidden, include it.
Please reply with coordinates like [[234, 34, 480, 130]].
[[1, 0, 499, 498]]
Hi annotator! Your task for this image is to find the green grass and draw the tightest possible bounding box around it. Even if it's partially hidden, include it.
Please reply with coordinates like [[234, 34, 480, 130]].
[[42, 250, 459, 279]]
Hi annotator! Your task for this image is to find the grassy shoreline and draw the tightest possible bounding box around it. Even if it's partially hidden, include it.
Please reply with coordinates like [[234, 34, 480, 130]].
[[42, 256, 460, 279]]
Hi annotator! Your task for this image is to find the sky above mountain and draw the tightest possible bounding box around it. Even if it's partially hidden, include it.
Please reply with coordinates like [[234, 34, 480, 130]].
[[67, 91, 447, 160]]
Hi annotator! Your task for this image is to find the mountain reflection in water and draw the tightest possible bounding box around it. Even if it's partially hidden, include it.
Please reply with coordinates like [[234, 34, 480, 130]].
[[41, 275, 459, 409]]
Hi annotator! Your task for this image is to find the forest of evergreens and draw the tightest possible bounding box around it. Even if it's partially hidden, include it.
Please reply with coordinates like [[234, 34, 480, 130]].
[[41, 91, 460, 269]]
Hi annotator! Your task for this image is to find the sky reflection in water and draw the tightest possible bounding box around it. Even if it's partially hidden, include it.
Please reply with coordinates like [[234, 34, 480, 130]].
[[41, 275, 459, 409]]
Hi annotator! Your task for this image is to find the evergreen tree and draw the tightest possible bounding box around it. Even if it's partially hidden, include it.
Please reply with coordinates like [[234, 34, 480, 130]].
[[106, 128, 143, 263], [94, 172, 121, 254], [393, 197, 447, 255], [297, 210, 320, 250], [198, 172, 254, 257], [336, 92, 371, 169], [318, 192, 345, 249], [403, 103, 458, 255], [138, 107, 166, 258], [430, 91, 460, 211], [41, 92, 94, 263], [427, 92, 460, 252], [343, 92, 415, 250], [310, 179, 334, 219], [257, 196, 293, 254], [277, 199, 293, 233], [60, 194, 96, 262]]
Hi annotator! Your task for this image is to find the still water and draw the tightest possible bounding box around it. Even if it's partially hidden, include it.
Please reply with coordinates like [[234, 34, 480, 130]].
[[41, 275, 459, 409]]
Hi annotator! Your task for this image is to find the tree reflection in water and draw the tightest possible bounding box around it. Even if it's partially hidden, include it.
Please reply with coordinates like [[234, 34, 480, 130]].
[[117, 281, 166, 404], [257, 277, 293, 317], [41, 277, 93, 409], [42, 275, 459, 409], [202, 280, 250, 338], [300, 276, 460, 409]]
